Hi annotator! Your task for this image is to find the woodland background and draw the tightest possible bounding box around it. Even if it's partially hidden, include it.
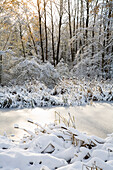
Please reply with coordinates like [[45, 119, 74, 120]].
[[0, 0, 113, 86]]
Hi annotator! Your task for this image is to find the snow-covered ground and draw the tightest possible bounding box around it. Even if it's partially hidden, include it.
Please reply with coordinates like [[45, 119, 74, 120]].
[[1, 102, 113, 170], [0, 103, 113, 170], [0, 79, 113, 108], [0, 65, 113, 169], [0, 115, 113, 170], [0, 102, 113, 139]]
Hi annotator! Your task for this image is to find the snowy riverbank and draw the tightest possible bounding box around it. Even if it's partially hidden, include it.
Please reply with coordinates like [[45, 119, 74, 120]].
[[0, 102, 113, 139], [0, 117, 113, 170], [0, 79, 113, 108]]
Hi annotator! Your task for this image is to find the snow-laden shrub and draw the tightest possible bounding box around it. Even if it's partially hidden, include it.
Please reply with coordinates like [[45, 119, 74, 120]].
[[2, 54, 24, 85], [72, 53, 113, 80], [0, 79, 113, 108], [56, 59, 71, 79], [10, 57, 41, 85], [3, 57, 60, 88], [71, 57, 102, 79], [39, 62, 60, 88]]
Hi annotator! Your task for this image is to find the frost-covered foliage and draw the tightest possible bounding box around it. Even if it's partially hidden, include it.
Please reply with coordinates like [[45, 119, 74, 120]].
[[56, 59, 71, 79], [2, 56, 60, 88], [0, 117, 113, 170], [72, 54, 113, 80], [10, 57, 41, 84], [0, 79, 113, 108], [2, 53, 113, 88], [39, 62, 60, 88]]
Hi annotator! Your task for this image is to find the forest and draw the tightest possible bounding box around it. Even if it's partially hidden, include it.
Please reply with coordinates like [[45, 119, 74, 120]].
[[0, 0, 113, 86]]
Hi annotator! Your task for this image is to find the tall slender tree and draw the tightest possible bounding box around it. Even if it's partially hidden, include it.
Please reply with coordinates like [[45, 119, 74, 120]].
[[56, 0, 63, 65], [50, 0, 55, 66], [19, 21, 26, 58], [44, 0, 48, 60], [92, 0, 98, 57], [68, 0, 74, 61], [37, 0, 44, 62], [86, 0, 89, 39]]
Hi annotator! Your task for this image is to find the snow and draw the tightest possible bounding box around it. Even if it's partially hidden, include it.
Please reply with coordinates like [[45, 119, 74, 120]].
[[0, 79, 113, 109], [0, 150, 67, 170], [0, 102, 113, 140], [0, 59, 113, 169], [3, 58, 60, 88], [0, 118, 113, 170]]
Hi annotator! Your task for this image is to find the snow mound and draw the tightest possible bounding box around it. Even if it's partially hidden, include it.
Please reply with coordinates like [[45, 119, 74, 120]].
[[0, 118, 113, 170]]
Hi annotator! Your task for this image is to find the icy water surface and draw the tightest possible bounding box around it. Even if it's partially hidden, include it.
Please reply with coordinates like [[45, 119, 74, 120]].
[[0, 102, 113, 139]]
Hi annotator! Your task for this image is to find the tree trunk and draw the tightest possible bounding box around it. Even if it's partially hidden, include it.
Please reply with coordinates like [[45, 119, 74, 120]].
[[102, 25, 106, 77], [56, 0, 63, 65], [28, 23, 38, 55], [106, 0, 112, 54], [92, 0, 98, 57], [73, 0, 77, 56], [0, 55, 2, 84], [50, 1, 55, 66], [75, 0, 79, 56], [68, 0, 74, 61], [19, 22, 26, 58], [73, 12, 76, 36], [44, 0, 48, 60], [37, 0, 44, 62], [79, 0, 84, 54], [86, 0, 89, 39]]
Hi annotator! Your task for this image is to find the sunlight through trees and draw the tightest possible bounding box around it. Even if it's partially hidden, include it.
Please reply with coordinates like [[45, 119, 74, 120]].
[[0, 0, 113, 84]]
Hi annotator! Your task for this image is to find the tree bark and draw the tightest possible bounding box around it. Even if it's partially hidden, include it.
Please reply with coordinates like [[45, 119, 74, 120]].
[[50, 0, 55, 66], [106, 0, 112, 54], [56, 0, 63, 65], [19, 22, 26, 58], [68, 0, 74, 61], [44, 0, 48, 60], [79, 0, 84, 54], [75, 0, 79, 55], [102, 22, 106, 76], [86, 0, 89, 39], [37, 0, 44, 62], [28, 23, 38, 55], [73, 0, 77, 56], [92, 0, 98, 57], [0, 55, 2, 84]]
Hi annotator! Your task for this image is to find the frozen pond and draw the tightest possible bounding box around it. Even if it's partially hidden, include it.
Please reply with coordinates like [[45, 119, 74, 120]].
[[0, 102, 113, 139]]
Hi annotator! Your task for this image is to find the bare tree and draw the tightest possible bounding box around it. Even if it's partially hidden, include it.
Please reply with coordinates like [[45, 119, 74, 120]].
[[56, 0, 63, 65], [26, 18, 38, 55], [37, 0, 44, 62], [44, 0, 48, 60], [68, 0, 74, 61], [92, 0, 98, 57], [50, 0, 55, 66], [19, 21, 26, 58], [86, 0, 89, 39]]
